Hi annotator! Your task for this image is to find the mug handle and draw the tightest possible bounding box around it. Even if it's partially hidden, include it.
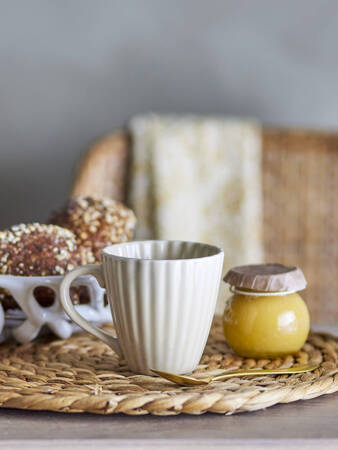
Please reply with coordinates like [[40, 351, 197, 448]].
[[59, 264, 122, 357]]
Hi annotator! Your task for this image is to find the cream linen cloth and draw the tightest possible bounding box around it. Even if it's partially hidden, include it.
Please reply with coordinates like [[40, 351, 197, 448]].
[[128, 115, 263, 313]]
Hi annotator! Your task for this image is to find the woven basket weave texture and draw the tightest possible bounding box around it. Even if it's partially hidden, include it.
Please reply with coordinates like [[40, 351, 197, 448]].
[[0, 317, 337, 415], [72, 128, 338, 323]]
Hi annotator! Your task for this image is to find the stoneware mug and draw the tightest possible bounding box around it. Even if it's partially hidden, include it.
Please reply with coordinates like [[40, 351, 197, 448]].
[[59, 240, 224, 375]]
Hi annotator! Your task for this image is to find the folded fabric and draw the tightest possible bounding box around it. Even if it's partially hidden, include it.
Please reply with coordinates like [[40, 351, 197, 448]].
[[128, 115, 263, 313]]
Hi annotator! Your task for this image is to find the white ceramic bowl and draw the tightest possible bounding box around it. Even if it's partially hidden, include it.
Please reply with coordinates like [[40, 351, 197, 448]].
[[0, 274, 109, 343]]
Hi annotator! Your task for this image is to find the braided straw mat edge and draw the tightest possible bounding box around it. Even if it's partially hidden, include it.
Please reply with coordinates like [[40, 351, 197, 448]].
[[0, 316, 338, 416]]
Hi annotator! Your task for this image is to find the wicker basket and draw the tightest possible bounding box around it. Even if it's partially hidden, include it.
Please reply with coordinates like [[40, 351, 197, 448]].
[[72, 128, 338, 324]]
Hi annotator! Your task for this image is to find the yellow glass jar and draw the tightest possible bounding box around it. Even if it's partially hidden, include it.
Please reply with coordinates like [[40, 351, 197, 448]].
[[223, 264, 310, 358], [223, 289, 310, 358]]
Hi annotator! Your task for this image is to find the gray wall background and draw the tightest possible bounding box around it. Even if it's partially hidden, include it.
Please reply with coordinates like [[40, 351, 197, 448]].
[[0, 0, 337, 228]]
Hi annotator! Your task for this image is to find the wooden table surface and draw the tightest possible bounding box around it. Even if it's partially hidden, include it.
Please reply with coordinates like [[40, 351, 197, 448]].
[[0, 325, 337, 449]]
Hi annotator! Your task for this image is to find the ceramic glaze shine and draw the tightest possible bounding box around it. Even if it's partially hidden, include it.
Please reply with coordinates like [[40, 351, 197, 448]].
[[223, 292, 310, 358]]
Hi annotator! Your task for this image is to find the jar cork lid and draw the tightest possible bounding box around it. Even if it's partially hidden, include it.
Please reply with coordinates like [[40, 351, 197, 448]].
[[224, 263, 307, 292]]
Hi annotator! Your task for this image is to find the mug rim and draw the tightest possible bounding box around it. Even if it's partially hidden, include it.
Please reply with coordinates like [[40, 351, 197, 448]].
[[101, 240, 224, 262]]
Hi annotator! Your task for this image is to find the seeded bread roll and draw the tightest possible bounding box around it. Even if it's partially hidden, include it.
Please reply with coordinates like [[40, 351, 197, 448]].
[[0, 223, 79, 276], [48, 196, 136, 262]]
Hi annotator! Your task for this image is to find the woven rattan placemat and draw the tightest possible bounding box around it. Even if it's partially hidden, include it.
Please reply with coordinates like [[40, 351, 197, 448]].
[[0, 317, 337, 415]]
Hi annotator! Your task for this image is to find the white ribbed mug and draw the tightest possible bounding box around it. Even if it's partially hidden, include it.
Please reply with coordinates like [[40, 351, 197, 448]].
[[60, 240, 224, 375]]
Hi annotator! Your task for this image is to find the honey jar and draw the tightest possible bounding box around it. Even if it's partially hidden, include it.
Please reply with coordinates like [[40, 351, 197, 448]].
[[223, 264, 310, 358]]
